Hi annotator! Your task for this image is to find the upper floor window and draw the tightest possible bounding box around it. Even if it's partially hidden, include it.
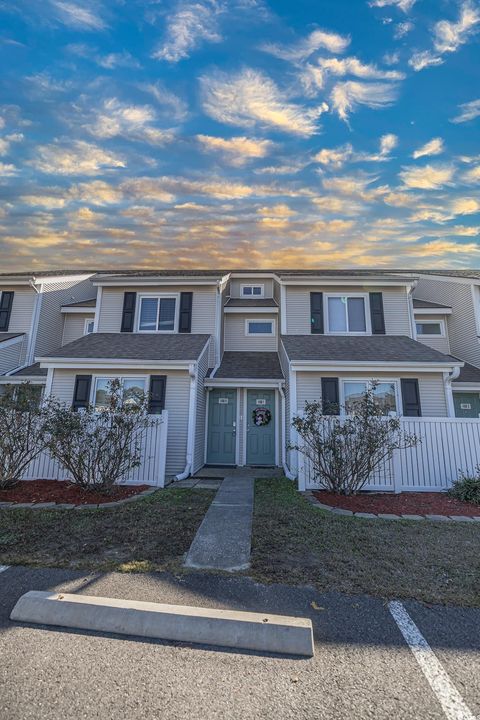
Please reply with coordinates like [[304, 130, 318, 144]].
[[84, 319, 94, 335], [138, 295, 178, 332], [241, 284, 264, 298], [416, 321, 444, 336], [245, 319, 275, 336], [326, 294, 368, 334]]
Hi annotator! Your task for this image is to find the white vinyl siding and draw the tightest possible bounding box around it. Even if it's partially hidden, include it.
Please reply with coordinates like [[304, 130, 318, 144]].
[[224, 314, 277, 351], [414, 314, 450, 354], [414, 279, 480, 367], [0, 337, 24, 374], [34, 277, 95, 358], [97, 285, 218, 366], [62, 313, 95, 346], [285, 286, 411, 336], [49, 367, 191, 477], [229, 278, 274, 298], [295, 371, 448, 417]]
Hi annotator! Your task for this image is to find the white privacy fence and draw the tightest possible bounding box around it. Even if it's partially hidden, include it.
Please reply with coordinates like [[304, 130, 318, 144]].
[[21, 411, 168, 488], [297, 417, 480, 493]]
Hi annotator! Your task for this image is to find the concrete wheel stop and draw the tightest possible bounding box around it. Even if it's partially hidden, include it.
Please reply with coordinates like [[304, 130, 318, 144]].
[[10, 591, 314, 657]]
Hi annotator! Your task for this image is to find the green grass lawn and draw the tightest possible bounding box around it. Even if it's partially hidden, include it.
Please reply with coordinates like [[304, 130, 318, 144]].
[[251, 478, 480, 607], [0, 488, 214, 572]]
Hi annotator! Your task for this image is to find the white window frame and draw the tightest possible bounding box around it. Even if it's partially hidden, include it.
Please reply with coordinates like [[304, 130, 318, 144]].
[[245, 318, 275, 336], [415, 319, 445, 337], [240, 284, 264, 298], [91, 376, 148, 409], [340, 378, 400, 417], [84, 318, 95, 335], [324, 293, 371, 335], [136, 293, 179, 333]]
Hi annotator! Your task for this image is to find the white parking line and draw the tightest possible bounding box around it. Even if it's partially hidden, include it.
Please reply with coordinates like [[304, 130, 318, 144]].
[[0, 565, 9, 573], [388, 601, 477, 720]]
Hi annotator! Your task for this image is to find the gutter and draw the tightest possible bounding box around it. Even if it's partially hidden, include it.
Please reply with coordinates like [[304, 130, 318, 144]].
[[278, 383, 296, 481], [444, 366, 461, 418], [175, 362, 198, 481]]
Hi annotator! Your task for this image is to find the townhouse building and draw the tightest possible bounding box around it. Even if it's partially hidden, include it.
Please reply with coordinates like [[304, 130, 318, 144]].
[[10, 268, 461, 482]]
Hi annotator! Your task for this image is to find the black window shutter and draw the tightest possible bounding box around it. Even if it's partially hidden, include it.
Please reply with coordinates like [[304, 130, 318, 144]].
[[401, 379, 422, 416], [179, 292, 193, 333], [148, 375, 166, 414], [321, 377, 340, 415], [72, 375, 92, 412], [310, 292, 324, 334], [121, 292, 136, 332], [0, 291, 14, 332], [369, 292, 386, 335]]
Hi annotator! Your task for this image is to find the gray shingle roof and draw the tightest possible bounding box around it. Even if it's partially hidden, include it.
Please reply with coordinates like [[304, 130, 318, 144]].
[[213, 352, 284, 379], [10, 363, 47, 377], [413, 299, 451, 310], [281, 335, 460, 364], [453, 362, 480, 384], [0, 332, 24, 343], [225, 298, 278, 308], [61, 298, 97, 308], [41, 333, 210, 362]]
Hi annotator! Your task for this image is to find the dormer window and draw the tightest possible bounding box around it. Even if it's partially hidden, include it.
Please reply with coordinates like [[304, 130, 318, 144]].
[[138, 295, 178, 332], [326, 294, 369, 334], [241, 284, 264, 298]]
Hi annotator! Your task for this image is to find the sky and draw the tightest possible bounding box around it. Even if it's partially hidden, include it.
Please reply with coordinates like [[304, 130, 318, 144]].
[[0, 0, 479, 271]]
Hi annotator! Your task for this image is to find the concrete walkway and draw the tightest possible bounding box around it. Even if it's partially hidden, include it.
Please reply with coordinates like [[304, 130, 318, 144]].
[[184, 477, 254, 571]]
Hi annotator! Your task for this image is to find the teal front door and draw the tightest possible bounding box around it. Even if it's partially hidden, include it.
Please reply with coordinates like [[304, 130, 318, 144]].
[[453, 392, 480, 418], [246, 389, 276, 466], [207, 389, 237, 465]]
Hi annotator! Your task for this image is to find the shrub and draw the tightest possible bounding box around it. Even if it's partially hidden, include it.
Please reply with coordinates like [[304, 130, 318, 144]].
[[448, 470, 480, 505], [0, 382, 50, 489], [44, 379, 154, 494], [291, 383, 420, 495]]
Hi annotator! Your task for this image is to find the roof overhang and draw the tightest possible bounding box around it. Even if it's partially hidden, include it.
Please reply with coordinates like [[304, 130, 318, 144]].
[[452, 383, 480, 391], [37, 357, 198, 370], [92, 275, 228, 287], [224, 306, 278, 314], [279, 277, 416, 288], [0, 376, 46, 384], [0, 334, 25, 349], [414, 308, 452, 315], [289, 360, 464, 373], [205, 377, 284, 388], [60, 306, 96, 314]]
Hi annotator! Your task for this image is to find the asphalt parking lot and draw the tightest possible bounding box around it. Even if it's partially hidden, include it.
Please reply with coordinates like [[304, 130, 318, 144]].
[[0, 565, 479, 720]]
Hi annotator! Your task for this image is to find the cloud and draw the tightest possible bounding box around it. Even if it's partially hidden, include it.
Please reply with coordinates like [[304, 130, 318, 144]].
[[450, 197, 480, 215], [152, 1, 224, 62], [0, 162, 17, 176], [368, 0, 416, 12], [70, 180, 123, 204], [314, 133, 397, 168], [84, 98, 173, 145], [260, 28, 350, 62], [408, 51, 444, 71], [312, 195, 364, 215], [463, 164, 480, 182], [412, 137, 444, 159], [20, 194, 66, 209], [433, 1, 480, 54], [330, 81, 399, 120], [0, 132, 23, 156], [31, 140, 125, 175], [96, 51, 140, 69], [200, 68, 328, 136], [140, 81, 189, 122], [196, 135, 273, 166], [321, 173, 388, 200], [410, 2, 480, 71], [394, 21, 413, 38], [399, 164, 455, 189], [316, 56, 404, 80], [50, 1, 107, 30], [451, 98, 480, 123]]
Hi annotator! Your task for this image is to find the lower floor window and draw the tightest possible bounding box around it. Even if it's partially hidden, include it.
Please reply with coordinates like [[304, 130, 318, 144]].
[[93, 377, 147, 411], [343, 380, 397, 416]]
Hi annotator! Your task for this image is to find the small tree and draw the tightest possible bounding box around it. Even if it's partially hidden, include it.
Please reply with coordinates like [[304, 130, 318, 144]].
[[45, 379, 154, 494], [291, 383, 420, 495], [0, 382, 50, 489]]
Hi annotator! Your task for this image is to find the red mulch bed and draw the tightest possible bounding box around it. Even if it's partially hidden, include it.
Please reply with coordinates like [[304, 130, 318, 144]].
[[0, 480, 150, 505], [313, 490, 480, 517]]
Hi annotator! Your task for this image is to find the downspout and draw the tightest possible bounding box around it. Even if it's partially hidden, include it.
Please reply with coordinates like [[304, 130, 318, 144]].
[[278, 383, 296, 481], [210, 280, 224, 378], [407, 281, 418, 340], [24, 279, 42, 368], [444, 365, 461, 417], [175, 362, 197, 481]]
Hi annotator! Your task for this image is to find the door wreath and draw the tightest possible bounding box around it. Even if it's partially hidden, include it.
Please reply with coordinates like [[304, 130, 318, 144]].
[[252, 407, 272, 426]]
